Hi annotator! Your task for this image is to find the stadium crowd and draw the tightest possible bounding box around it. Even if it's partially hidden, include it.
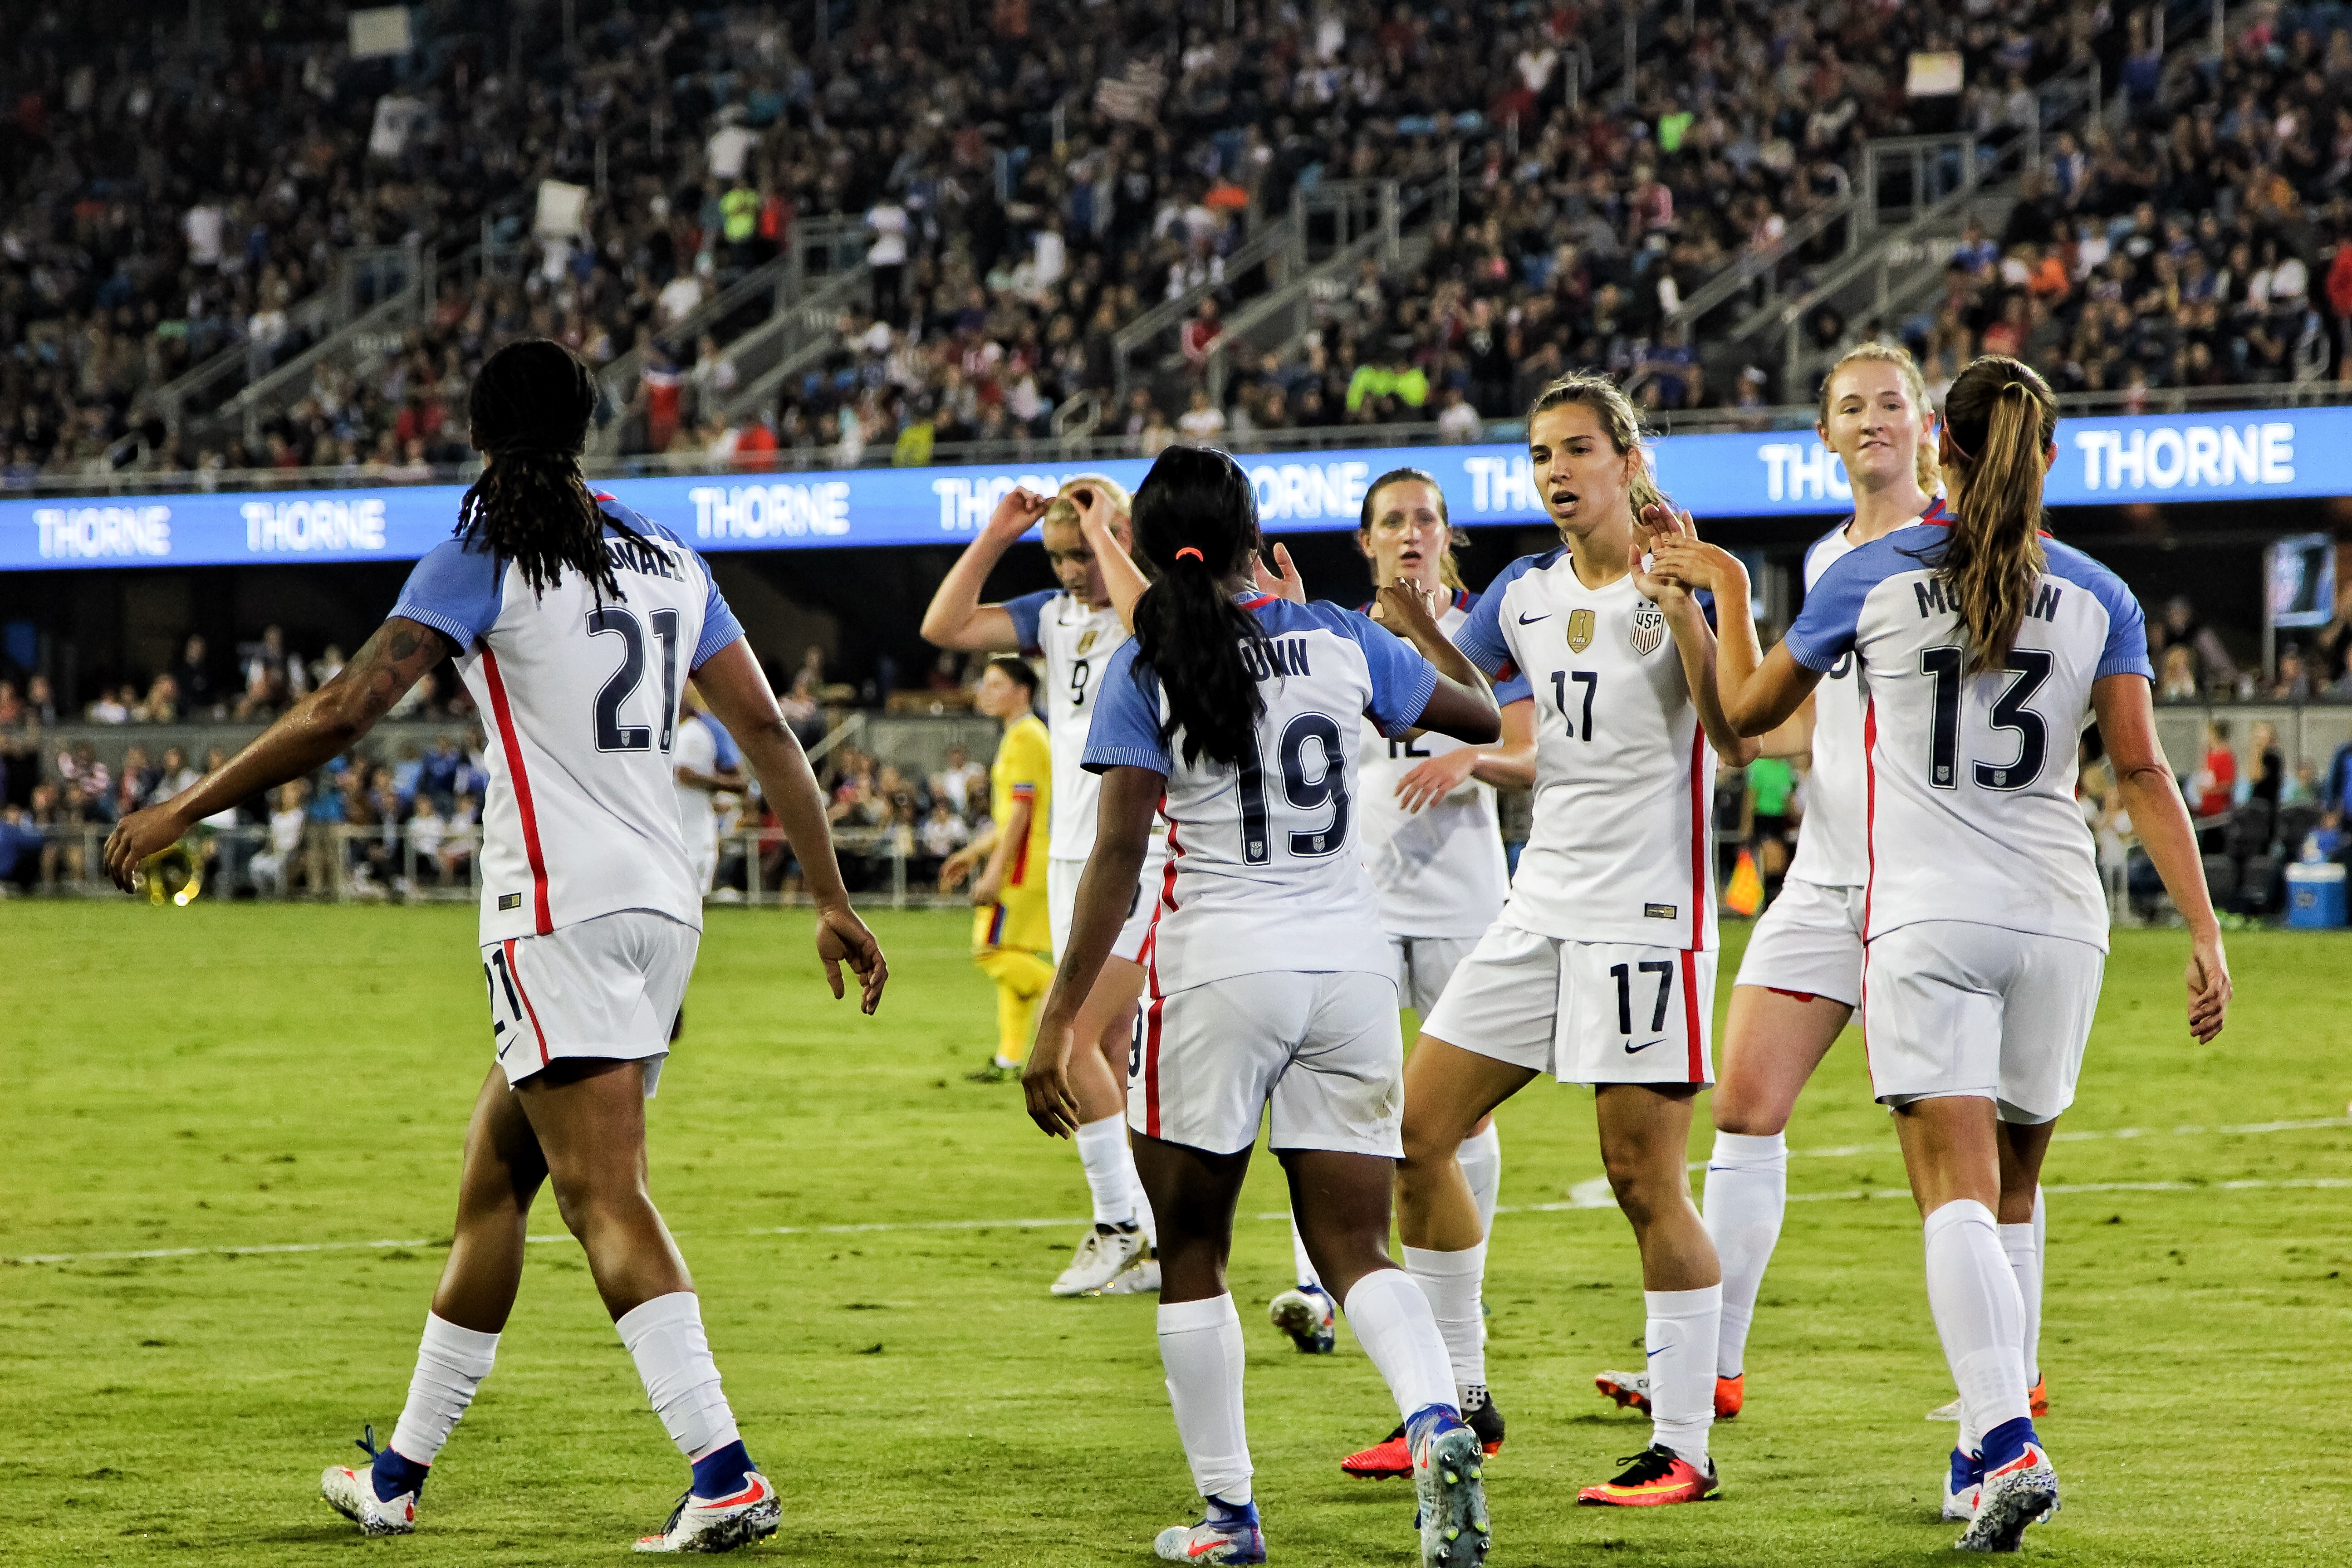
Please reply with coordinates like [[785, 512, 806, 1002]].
[[14, 3, 2352, 486]]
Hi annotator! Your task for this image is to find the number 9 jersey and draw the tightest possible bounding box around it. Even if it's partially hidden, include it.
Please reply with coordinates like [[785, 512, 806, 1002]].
[[1782, 519, 2151, 950], [392, 495, 745, 946]]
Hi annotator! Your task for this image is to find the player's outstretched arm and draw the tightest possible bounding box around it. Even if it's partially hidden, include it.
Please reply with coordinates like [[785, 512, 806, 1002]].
[[102, 616, 453, 891], [1644, 518, 1818, 738], [1024, 764, 1158, 1138], [2094, 672, 2230, 1042], [918, 486, 1052, 650], [693, 637, 888, 1014], [1395, 698, 1537, 813]]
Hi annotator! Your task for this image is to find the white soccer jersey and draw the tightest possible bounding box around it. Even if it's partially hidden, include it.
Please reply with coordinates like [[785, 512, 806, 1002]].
[[673, 711, 720, 851], [1007, 588, 1130, 862], [392, 495, 745, 944], [1786, 499, 1947, 889], [1083, 593, 1440, 994], [1455, 548, 1718, 951], [1783, 520, 2151, 950], [1355, 590, 1508, 939]]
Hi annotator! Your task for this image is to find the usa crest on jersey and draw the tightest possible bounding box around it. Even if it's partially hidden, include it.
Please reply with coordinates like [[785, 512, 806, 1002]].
[[1630, 602, 1666, 656]]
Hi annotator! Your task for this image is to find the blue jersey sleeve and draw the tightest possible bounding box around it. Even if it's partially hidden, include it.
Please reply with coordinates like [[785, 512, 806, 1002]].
[[692, 555, 746, 670], [1458, 557, 1540, 705], [1081, 643, 1172, 775], [392, 538, 506, 652], [1003, 589, 1057, 656], [1331, 607, 1440, 739], [2046, 544, 2154, 682], [1783, 544, 1878, 673]]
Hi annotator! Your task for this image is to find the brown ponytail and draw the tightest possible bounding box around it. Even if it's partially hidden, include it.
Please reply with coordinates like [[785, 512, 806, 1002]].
[[1935, 355, 2058, 673]]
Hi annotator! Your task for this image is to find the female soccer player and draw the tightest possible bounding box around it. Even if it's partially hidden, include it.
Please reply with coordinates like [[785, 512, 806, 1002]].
[[103, 340, 887, 1554], [1024, 446, 1501, 1568], [922, 475, 1171, 1295], [1648, 353, 2228, 1551], [1357, 373, 1758, 1509], [1593, 343, 1998, 1427], [940, 656, 1056, 1080]]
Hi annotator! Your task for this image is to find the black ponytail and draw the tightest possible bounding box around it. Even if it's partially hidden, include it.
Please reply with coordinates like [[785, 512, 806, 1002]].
[[1129, 446, 1272, 769], [455, 338, 646, 601]]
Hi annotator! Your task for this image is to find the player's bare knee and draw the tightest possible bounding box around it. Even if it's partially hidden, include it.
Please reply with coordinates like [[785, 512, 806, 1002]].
[[1712, 1097, 1791, 1137]]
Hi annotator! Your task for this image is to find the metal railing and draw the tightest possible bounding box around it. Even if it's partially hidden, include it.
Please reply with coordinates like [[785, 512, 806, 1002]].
[[1111, 211, 1302, 399]]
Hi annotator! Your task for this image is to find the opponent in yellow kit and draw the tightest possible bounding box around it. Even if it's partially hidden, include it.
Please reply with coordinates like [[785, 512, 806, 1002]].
[[941, 656, 1055, 1078]]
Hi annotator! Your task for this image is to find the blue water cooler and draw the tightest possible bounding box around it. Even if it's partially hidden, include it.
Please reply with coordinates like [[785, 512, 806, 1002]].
[[2285, 862, 2347, 929]]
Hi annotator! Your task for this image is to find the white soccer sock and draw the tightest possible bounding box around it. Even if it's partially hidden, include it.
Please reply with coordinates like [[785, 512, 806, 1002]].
[[2028, 1184, 2048, 1383], [1401, 1242, 1488, 1399], [1289, 1213, 1322, 1291], [388, 1313, 500, 1466], [1158, 1295, 1252, 1504], [1074, 1114, 1137, 1228], [1702, 1130, 1788, 1379], [1645, 1285, 1722, 1465], [616, 1292, 741, 1463], [1457, 1124, 1503, 1241], [1124, 1142, 1159, 1249], [2003, 1212, 2043, 1388], [1922, 1200, 2029, 1452], [1343, 1267, 1457, 1419]]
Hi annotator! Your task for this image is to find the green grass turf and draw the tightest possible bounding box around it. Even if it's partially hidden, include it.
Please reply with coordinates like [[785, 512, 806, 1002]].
[[2, 903, 2348, 1566]]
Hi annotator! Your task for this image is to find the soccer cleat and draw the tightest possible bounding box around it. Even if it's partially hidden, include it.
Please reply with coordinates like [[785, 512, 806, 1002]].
[[1575, 1443, 1721, 1507], [1268, 1284, 1337, 1353], [965, 1057, 1019, 1083], [1153, 1506, 1266, 1563], [1097, 1248, 1162, 1295], [1942, 1448, 1984, 1522], [1050, 1223, 1148, 1296], [1956, 1441, 2058, 1553], [1341, 1392, 1504, 1479], [319, 1426, 417, 1537], [632, 1471, 781, 1553], [1411, 1419, 1491, 1568], [1929, 1378, 2048, 1422], [1593, 1370, 1744, 1420]]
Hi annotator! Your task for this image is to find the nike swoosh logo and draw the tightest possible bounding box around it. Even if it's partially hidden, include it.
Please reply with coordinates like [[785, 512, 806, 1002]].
[[1625, 1039, 1665, 1054], [1647, 1343, 1672, 1358], [1517, 612, 1549, 623]]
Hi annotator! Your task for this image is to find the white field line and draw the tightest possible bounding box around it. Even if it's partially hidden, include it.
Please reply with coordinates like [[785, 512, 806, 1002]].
[[8, 1118, 2346, 1268]]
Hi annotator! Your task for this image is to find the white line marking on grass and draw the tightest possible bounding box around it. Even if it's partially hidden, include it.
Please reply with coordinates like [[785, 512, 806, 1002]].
[[10, 1122, 2347, 1266]]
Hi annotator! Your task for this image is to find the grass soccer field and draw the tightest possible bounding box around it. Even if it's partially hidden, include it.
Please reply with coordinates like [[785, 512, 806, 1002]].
[[3, 903, 2348, 1566]]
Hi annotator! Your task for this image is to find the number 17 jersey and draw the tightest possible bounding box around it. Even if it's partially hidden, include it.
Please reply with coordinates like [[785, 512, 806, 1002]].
[[1782, 521, 2150, 950]]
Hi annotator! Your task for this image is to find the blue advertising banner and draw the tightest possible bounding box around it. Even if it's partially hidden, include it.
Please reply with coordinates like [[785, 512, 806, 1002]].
[[5, 406, 2341, 571]]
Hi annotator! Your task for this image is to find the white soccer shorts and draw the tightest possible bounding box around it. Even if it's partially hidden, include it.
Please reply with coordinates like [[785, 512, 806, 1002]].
[[480, 909, 700, 1097], [1049, 853, 1161, 966], [1421, 920, 1717, 1086], [1387, 934, 1479, 1016], [1861, 919, 2106, 1124], [1130, 970, 1403, 1157], [1731, 876, 1865, 1007]]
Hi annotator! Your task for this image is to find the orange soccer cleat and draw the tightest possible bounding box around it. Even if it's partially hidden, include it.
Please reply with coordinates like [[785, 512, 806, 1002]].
[[1592, 1370, 1742, 1420], [1575, 1444, 1721, 1507], [1340, 1395, 1504, 1479]]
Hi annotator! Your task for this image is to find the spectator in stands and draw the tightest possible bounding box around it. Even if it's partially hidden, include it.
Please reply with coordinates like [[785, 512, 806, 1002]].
[[172, 637, 220, 717], [250, 782, 309, 899]]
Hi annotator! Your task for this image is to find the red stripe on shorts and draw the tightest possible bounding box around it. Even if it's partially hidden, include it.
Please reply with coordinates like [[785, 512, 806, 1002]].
[[503, 938, 550, 1066], [1679, 947, 1702, 1083]]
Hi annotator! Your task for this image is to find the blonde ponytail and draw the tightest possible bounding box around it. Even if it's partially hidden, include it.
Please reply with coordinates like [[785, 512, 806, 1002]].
[[1936, 356, 2057, 673]]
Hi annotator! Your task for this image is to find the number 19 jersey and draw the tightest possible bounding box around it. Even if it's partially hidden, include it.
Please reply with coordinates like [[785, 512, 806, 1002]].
[[1455, 548, 1719, 952], [392, 495, 744, 946], [1783, 521, 2150, 950], [1082, 595, 1438, 994]]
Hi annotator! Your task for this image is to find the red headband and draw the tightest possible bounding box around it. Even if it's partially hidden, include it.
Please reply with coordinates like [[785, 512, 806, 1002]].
[[1174, 547, 1204, 563]]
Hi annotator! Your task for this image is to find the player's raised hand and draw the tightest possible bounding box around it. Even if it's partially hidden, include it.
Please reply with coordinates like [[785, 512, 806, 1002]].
[[2185, 928, 2231, 1043], [815, 903, 889, 1014], [1021, 1023, 1084, 1138], [1395, 748, 1480, 813], [984, 485, 1053, 543], [1253, 541, 1307, 603], [1372, 576, 1444, 636], [103, 803, 188, 893], [1643, 531, 1747, 598]]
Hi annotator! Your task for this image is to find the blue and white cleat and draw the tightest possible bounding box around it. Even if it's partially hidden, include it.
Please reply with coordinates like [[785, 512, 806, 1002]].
[[1268, 1284, 1336, 1354], [1411, 1417, 1492, 1568], [320, 1426, 417, 1537], [632, 1471, 781, 1553], [1154, 1501, 1265, 1563], [1957, 1441, 2058, 1553], [1942, 1448, 1983, 1523]]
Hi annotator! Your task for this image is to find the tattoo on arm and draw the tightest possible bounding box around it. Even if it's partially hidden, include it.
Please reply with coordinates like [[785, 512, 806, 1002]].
[[343, 619, 456, 723]]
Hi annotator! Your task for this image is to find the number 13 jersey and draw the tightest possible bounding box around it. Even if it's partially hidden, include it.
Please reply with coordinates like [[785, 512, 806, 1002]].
[[1782, 520, 2150, 950], [1455, 548, 1719, 953], [392, 495, 744, 946], [1082, 594, 1438, 994]]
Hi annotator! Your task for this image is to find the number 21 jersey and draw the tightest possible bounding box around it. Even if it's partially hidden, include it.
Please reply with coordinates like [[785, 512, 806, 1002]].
[[1782, 521, 2149, 949], [392, 495, 745, 945], [1455, 548, 1718, 952]]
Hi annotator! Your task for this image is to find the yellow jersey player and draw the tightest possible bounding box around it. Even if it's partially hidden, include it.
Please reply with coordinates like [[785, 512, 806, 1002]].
[[943, 656, 1054, 1079]]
